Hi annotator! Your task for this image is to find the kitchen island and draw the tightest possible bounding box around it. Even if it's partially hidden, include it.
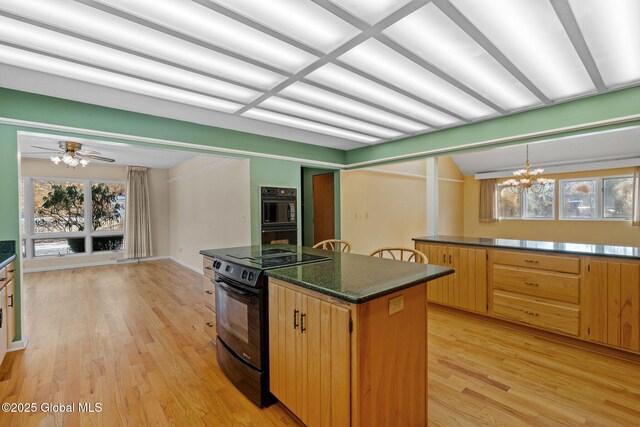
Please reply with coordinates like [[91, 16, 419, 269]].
[[414, 235, 640, 355], [201, 244, 453, 426]]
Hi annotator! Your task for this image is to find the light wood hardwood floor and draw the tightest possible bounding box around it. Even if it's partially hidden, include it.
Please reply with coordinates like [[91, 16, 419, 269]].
[[0, 260, 638, 426]]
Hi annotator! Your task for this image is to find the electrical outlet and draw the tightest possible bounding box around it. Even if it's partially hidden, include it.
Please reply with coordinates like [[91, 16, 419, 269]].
[[388, 295, 404, 316]]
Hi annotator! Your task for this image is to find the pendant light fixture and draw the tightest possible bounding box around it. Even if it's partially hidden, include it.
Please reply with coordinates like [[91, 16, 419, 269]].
[[503, 145, 551, 194]]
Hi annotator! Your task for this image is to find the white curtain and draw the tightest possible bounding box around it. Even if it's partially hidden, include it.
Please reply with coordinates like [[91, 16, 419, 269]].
[[633, 166, 640, 227], [124, 166, 153, 258]]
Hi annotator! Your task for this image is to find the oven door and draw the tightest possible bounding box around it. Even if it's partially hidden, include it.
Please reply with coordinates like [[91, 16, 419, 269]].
[[262, 199, 296, 226], [215, 276, 263, 369]]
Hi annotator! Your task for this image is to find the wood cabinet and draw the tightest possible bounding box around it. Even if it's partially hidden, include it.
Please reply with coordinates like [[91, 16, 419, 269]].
[[491, 250, 581, 337], [0, 286, 6, 365], [415, 242, 487, 314], [269, 278, 429, 426], [202, 257, 217, 343], [582, 258, 640, 352], [269, 280, 350, 427]]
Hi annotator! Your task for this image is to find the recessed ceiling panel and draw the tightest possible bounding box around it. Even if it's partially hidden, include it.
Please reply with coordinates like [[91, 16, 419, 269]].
[[384, 4, 541, 112], [260, 97, 402, 139], [0, 0, 285, 89], [0, 16, 260, 103], [0, 44, 241, 113], [307, 63, 459, 127], [211, 0, 359, 53], [568, 0, 640, 88], [243, 109, 380, 144], [97, 0, 316, 72], [332, 0, 412, 24], [450, 0, 595, 100], [339, 38, 496, 120], [281, 82, 429, 133]]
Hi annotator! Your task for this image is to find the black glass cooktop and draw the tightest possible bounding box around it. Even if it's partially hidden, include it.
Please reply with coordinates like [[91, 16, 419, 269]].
[[254, 253, 329, 268]]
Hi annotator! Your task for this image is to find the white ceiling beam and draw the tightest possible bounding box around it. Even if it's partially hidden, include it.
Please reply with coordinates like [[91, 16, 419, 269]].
[[548, 0, 607, 93], [433, 0, 552, 105]]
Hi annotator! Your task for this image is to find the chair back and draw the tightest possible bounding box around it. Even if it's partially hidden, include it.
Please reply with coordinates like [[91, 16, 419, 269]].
[[312, 239, 352, 253], [368, 247, 428, 264]]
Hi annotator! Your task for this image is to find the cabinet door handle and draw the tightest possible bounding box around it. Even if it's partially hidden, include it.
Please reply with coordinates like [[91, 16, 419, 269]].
[[8, 269, 14, 273], [300, 313, 306, 333], [205, 290, 213, 295], [449, 254, 452, 264], [524, 259, 539, 264], [205, 266, 213, 271], [524, 281, 539, 287], [0, 278, 5, 282], [293, 309, 299, 329], [443, 254, 446, 264], [523, 310, 539, 317], [206, 322, 213, 327], [8, 295, 13, 307], [0, 308, 3, 328]]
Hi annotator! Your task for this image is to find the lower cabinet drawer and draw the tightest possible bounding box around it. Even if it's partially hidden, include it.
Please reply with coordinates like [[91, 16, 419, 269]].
[[202, 277, 216, 313], [203, 308, 216, 342], [493, 250, 580, 274], [493, 265, 580, 303], [493, 290, 579, 336], [203, 257, 214, 278]]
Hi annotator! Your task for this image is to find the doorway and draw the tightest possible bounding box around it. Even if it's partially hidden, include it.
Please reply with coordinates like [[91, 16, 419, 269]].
[[301, 168, 340, 247]]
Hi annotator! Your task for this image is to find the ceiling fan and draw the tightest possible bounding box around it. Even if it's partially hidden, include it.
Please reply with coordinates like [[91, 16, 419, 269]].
[[24, 141, 115, 167]]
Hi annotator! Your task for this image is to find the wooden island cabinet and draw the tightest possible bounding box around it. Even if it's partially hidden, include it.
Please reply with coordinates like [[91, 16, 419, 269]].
[[415, 236, 640, 355], [0, 259, 16, 365], [202, 256, 217, 343]]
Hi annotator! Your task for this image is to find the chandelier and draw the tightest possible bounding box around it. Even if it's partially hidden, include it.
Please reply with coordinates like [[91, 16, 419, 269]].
[[503, 145, 551, 194]]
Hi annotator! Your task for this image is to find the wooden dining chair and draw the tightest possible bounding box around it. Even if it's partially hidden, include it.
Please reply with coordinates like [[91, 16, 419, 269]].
[[368, 247, 428, 264], [312, 239, 352, 253]]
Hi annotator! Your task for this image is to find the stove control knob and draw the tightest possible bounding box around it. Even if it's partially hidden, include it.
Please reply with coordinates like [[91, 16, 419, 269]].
[[241, 270, 248, 279], [248, 272, 254, 281]]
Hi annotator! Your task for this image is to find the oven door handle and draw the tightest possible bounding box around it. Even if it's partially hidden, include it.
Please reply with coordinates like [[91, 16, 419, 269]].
[[216, 280, 255, 297]]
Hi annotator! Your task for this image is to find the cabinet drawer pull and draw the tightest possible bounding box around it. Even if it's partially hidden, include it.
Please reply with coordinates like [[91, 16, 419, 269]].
[[8, 269, 14, 273], [206, 322, 214, 327], [0, 278, 5, 282], [524, 259, 539, 264], [205, 266, 213, 270], [300, 313, 306, 333], [524, 281, 539, 287], [205, 290, 213, 295], [523, 310, 539, 317], [293, 309, 299, 329]]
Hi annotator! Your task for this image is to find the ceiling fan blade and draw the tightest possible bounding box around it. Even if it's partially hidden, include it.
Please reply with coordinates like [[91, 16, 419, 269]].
[[31, 145, 63, 152], [77, 150, 102, 155], [78, 154, 115, 163], [21, 151, 61, 155]]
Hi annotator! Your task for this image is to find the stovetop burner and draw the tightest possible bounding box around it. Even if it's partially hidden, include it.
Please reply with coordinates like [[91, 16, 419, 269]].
[[253, 253, 329, 268]]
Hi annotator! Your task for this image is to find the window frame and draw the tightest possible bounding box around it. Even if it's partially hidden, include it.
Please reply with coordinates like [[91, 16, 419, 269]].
[[497, 180, 556, 220], [559, 175, 633, 221], [24, 177, 126, 259]]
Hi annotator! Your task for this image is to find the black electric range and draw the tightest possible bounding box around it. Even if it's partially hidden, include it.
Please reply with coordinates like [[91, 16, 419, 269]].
[[201, 245, 329, 407]]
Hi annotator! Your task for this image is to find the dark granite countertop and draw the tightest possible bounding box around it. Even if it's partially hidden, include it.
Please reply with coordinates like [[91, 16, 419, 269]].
[[413, 235, 640, 260], [0, 253, 15, 270], [0, 240, 16, 269], [201, 244, 454, 304]]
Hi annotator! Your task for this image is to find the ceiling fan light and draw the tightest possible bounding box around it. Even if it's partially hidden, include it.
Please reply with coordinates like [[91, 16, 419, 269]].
[[68, 158, 79, 167], [80, 159, 89, 167], [62, 153, 72, 163], [51, 156, 61, 164]]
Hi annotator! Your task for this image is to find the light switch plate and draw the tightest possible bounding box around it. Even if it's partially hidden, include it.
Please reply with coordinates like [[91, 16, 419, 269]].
[[388, 295, 404, 316]]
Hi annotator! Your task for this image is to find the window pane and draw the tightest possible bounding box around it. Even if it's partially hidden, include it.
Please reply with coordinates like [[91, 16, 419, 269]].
[[562, 180, 596, 219], [603, 177, 633, 218], [92, 235, 124, 252], [498, 185, 522, 218], [92, 183, 125, 231], [34, 180, 85, 233], [525, 182, 555, 218], [34, 238, 85, 257]]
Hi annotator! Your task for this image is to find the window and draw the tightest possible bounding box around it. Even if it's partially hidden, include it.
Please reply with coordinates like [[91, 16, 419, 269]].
[[23, 178, 126, 258], [561, 179, 596, 219], [560, 176, 633, 220], [603, 177, 633, 219], [497, 181, 555, 219]]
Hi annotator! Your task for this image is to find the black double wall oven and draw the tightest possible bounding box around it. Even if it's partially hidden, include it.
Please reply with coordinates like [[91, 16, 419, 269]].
[[261, 186, 297, 245]]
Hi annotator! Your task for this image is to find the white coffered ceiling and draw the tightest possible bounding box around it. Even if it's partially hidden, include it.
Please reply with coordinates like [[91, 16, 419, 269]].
[[0, 0, 638, 151]]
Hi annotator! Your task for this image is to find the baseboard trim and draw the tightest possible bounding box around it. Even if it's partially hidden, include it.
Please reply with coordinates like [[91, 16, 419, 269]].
[[169, 257, 202, 274], [8, 336, 29, 352], [24, 256, 170, 273]]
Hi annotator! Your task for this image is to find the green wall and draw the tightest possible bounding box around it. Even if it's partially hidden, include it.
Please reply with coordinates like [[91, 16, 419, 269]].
[[0, 126, 21, 340], [302, 168, 341, 247]]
